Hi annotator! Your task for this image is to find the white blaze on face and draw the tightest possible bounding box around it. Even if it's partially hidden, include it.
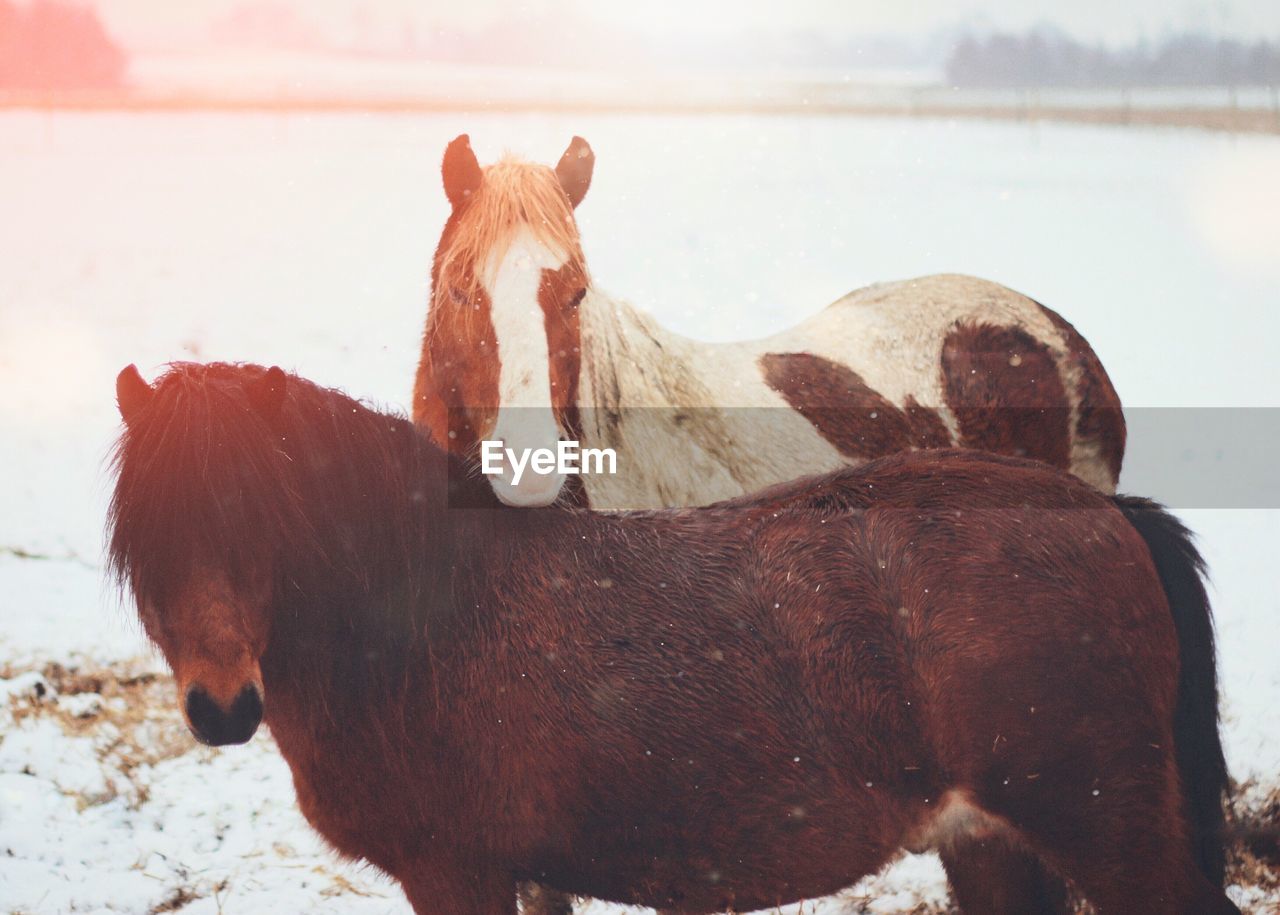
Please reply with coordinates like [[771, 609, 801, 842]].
[[483, 228, 569, 507]]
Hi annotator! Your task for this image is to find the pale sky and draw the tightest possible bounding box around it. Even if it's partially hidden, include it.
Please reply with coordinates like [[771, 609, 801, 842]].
[[93, 0, 1280, 49]]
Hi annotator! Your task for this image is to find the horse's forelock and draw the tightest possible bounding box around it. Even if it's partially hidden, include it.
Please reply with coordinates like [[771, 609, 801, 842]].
[[107, 363, 319, 608], [433, 157, 587, 319]]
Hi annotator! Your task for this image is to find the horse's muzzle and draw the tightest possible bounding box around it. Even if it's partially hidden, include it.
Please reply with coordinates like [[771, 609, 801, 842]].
[[491, 469, 567, 507], [185, 683, 264, 746]]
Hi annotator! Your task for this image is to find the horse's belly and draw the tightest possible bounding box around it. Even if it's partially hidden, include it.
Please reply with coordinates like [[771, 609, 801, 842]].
[[538, 798, 899, 912], [550, 847, 884, 912]]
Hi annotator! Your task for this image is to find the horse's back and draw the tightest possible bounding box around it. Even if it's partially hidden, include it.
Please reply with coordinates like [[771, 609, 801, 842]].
[[813, 273, 1046, 327], [757, 273, 1124, 492]]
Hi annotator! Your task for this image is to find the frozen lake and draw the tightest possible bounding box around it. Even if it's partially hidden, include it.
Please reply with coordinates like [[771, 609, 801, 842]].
[[1, 111, 1278, 912]]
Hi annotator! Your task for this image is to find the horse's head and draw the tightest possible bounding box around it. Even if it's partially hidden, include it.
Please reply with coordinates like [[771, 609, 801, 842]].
[[110, 364, 290, 746], [416, 134, 594, 507]]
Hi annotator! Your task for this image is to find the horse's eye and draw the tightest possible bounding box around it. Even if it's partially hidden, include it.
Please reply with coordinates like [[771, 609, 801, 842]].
[[567, 288, 586, 309], [449, 286, 467, 306]]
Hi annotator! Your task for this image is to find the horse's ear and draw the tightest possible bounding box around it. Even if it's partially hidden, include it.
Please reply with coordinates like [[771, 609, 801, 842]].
[[116, 364, 153, 425], [555, 136, 593, 209], [442, 134, 483, 208], [247, 366, 288, 419]]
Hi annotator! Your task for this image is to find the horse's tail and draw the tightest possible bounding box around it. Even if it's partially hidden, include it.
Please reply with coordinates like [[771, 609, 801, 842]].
[[1114, 495, 1229, 886]]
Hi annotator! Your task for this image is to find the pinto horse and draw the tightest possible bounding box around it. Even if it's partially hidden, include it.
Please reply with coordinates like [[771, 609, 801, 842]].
[[110, 361, 1233, 915], [413, 135, 1125, 508]]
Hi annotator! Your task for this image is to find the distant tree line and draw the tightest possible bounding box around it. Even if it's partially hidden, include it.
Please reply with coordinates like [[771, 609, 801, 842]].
[[947, 30, 1280, 88], [0, 0, 125, 90]]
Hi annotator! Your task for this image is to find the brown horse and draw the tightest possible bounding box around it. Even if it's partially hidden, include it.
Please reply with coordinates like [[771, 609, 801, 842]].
[[413, 135, 1125, 508], [110, 362, 1233, 915]]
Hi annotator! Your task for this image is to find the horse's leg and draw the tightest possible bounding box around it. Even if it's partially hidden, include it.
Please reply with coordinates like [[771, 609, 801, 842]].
[[1050, 834, 1240, 915], [517, 882, 575, 915], [978, 764, 1240, 915], [399, 860, 517, 915], [1033, 827, 1240, 915], [939, 838, 1068, 914]]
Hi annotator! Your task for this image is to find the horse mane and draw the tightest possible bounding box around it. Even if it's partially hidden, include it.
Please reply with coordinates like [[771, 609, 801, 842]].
[[109, 363, 306, 606], [431, 156, 587, 327], [578, 288, 714, 412], [107, 363, 495, 657]]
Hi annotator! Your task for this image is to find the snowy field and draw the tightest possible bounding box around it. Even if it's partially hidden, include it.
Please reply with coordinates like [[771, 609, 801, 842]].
[[1, 111, 1278, 913]]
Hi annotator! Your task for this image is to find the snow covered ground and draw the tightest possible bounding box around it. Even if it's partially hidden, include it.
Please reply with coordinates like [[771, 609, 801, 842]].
[[1, 111, 1278, 913]]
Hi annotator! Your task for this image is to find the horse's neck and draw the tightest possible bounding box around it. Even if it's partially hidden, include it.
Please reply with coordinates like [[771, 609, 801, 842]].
[[577, 288, 775, 507], [578, 287, 713, 412], [260, 501, 560, 779], [259, 438, 491, 707]]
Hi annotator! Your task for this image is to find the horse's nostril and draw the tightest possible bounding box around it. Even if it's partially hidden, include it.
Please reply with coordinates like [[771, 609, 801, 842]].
[[230, 684, 264, 731], [185, 685, 221, 739], [185, 684, 263, 747]]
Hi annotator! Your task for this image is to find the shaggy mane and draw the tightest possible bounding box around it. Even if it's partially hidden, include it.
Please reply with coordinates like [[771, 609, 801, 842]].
[[109, 363, 311, 606], [109, 364, 476, 643], [107, 362, 509, 714]]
